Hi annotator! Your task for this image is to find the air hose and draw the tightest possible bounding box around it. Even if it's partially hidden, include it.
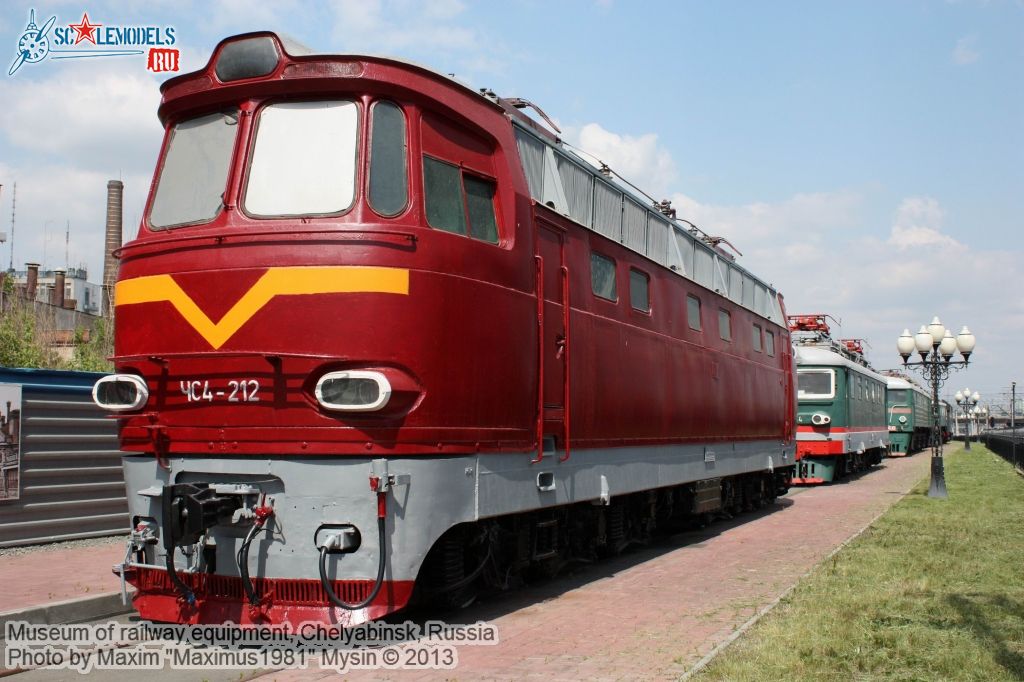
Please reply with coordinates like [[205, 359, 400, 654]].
[[165, 547, 196, 605], [238, 523, 266, 606], [319, 490, 388, 610], [238, 498, 275, 607]]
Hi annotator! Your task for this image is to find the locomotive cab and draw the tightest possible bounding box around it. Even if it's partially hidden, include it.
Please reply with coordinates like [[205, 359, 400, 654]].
[[103, 32, 539, 627]]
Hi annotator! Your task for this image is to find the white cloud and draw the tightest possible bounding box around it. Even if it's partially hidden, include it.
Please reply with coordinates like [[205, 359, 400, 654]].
[[562, 122, 678, 198], [0, 64, 163, 177], [671, 189, 863, 245], [887, 196, 963, 250], [953, 34, 980, 65]]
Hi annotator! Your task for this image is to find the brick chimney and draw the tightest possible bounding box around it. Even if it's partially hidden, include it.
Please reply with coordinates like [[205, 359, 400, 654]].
[[52, 268, 66, 308], [102, 180, 123, 316], [25, 262, 39, 301]]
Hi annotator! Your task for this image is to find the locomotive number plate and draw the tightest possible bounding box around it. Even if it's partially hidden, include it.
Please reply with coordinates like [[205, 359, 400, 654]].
[[180, 379, 261, 403]]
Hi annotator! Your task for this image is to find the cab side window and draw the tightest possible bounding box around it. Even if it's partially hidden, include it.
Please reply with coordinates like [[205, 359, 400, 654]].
[[421, 112, 500, 244], [368, 101, 408, 216], [423, 158, 499, 243]]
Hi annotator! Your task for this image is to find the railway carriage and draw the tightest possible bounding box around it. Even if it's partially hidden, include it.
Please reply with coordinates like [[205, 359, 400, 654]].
[[790, 316, 889, 484], [94, 32, 796, 628], [884, 374, 933, 455], [940, 400, 953, 443]]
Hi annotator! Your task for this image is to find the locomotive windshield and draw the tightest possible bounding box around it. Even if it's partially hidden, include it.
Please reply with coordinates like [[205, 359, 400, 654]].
[[797, 369, 835, 399], [888, 389, 909, 403], [244, 100, 359, 216], [150, 111, 238, 229]]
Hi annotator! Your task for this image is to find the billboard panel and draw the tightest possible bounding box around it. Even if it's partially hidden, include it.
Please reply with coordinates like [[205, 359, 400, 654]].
[[0, 383, 22, 501]]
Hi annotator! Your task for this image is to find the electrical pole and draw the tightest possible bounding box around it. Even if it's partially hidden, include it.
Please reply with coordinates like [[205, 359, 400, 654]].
[[8, 182, 15, 272], [1013, 381, 1018, 468]]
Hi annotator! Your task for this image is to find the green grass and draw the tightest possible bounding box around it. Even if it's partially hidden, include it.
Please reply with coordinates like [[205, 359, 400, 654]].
[[696, 445, 1024, 681]]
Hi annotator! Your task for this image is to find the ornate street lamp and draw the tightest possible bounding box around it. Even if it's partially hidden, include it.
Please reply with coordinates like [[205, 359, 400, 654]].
[[955, 389, 979, 450], [897, 317, 976, 499]]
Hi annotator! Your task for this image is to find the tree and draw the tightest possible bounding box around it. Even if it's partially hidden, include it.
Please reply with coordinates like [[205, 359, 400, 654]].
[[69, 319, 113, 372], [0, 298, 51, 368]]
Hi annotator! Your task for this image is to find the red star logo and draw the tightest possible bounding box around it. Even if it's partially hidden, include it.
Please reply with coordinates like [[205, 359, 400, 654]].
[[68, 13, 102, 45]]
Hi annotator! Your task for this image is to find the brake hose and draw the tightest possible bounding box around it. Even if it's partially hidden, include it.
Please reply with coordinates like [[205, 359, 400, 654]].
[[319, 489, 388, 610], [165, 547, 196, 605], [238, 498, 275, 607], [237, 523, 265, 606]]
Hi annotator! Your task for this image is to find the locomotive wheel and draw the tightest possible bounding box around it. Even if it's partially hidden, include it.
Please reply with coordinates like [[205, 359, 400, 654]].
[[420, 528, 480, 609]]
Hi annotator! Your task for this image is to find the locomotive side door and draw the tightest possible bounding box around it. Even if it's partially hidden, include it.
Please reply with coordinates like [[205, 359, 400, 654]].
[[536, 219, 569, 459], [782, 332, 795, 443]]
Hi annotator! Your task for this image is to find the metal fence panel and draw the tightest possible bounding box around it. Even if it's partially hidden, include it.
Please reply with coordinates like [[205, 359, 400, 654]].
[[0, 368, 127, 547], [982, 430, 1024, 471]]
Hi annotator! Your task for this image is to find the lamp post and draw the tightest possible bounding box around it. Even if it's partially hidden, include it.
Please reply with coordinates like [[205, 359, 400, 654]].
[[897, 317, 975, 499], [955, 389, 979, 450]]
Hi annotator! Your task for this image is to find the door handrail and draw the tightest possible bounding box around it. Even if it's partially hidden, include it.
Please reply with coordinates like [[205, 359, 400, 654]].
[[532, 255, 544, 464], [560, 265, 571, 463]]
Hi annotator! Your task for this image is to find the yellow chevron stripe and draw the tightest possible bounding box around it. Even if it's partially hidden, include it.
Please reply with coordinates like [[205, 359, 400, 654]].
[[115, 266, 409, 349]]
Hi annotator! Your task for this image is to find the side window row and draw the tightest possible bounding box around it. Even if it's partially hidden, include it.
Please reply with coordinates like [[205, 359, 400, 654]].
[[750, 321, 776, 356], [591, 251, 774, 356], [590, 252, 650, 313], [852, 378, 883, 402]]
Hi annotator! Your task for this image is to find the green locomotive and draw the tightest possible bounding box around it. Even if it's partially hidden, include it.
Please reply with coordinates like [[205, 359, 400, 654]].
[[884, 373, 933, 455], [791, 316, 890, 484]]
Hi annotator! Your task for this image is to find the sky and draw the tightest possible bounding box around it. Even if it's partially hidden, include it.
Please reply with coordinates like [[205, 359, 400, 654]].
[[0, 0, 1021, 409]]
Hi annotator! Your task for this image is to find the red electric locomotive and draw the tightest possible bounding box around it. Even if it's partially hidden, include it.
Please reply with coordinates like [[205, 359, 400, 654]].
[[95, 32, 796, 628]]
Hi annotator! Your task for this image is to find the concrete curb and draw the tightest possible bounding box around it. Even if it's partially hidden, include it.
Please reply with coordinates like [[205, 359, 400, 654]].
[[680, 459, 930, 680], [0, 591, 133, 635]]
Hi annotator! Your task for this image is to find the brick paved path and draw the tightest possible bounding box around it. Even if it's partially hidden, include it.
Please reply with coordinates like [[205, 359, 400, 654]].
[[256, 453, 930, 682], [0, 540, 124, 613]]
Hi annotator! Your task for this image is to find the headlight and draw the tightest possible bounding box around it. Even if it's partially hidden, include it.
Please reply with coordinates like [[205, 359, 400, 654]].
[[315, 371, 391, 412], [898, 416, 908, 424], [811, 412, 832, 426], [215, 36, 280, 82], [92, 374, 149, 411]]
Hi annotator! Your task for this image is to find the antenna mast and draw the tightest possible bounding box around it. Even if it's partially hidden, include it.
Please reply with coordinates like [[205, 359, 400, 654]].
[[65, 220, 69, 269], [8, 182, 15, 272]]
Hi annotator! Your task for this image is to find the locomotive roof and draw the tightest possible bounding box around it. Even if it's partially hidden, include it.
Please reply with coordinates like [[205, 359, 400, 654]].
[[160, 33, 785, 328], [794, 345, 890, 384], [160, 31, 496, 107], [884, 374, 931, 397]]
